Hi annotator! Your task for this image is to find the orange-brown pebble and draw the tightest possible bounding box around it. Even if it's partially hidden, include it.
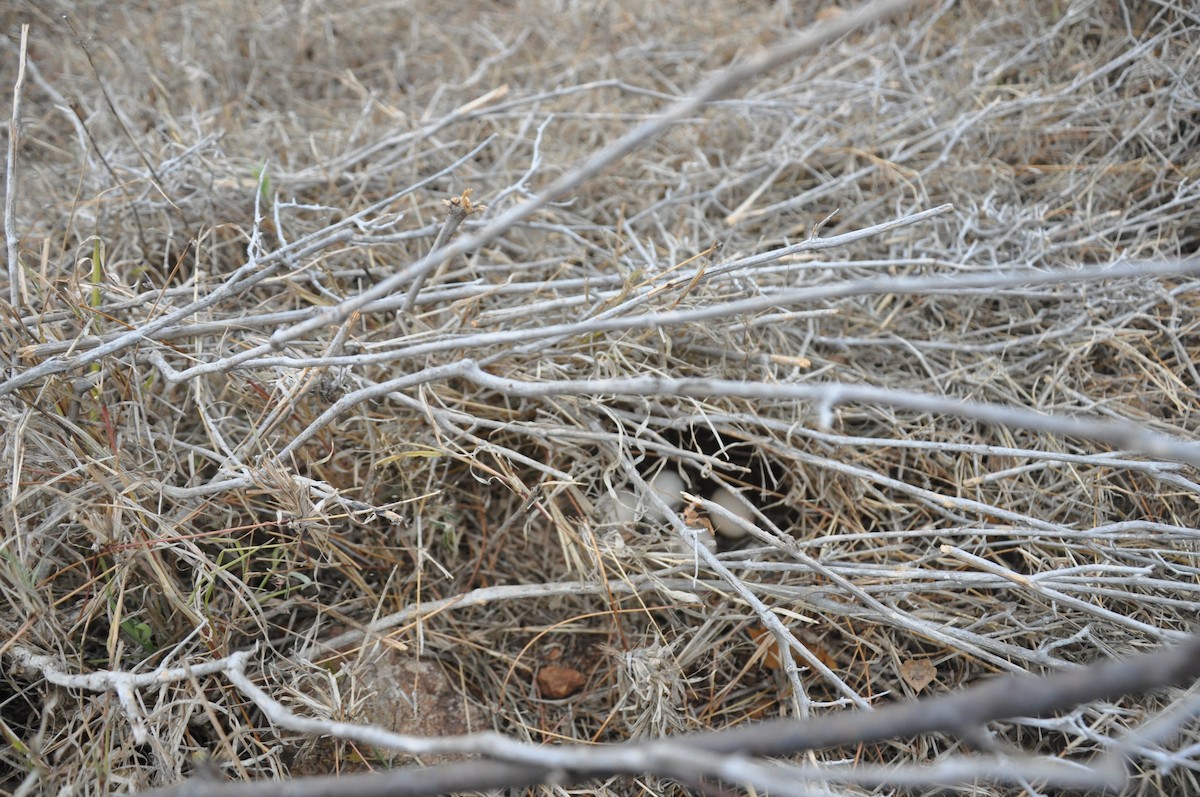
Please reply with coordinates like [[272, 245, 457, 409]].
[[536, 665, 586, 699]]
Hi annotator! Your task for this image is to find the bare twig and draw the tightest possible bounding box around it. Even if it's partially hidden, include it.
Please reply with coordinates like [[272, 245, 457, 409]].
[[9, 647, 240, 745], [260, 0, 923, 351], [133, 633, 1200, 797], [4, 24, 28, 309], [0, 137, 494, 396], [403, 188, 486, 312], [460, 363, 1200, 467], [149, 253, 1200, 384]]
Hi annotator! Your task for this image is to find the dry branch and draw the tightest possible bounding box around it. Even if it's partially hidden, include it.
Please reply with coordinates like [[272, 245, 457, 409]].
[[133, 632, 1200, 797]]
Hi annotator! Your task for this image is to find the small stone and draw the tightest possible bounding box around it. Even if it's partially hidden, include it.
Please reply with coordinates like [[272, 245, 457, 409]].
[[536, 665, 586, 699]]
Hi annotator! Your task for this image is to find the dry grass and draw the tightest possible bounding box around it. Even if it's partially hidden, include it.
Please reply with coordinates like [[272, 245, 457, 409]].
[[2, 0, 1199, 795]]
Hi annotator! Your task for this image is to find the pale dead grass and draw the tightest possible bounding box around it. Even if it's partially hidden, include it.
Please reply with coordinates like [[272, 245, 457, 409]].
[[1, 1, 1199, 795]]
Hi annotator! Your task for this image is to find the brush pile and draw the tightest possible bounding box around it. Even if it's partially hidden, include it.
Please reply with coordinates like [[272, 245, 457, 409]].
[[2, 2, 1198, 795]]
